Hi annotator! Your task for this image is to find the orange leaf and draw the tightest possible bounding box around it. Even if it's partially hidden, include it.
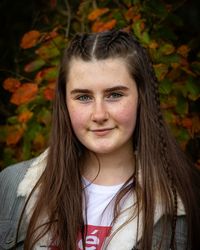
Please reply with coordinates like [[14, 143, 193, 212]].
[[181, 117, 193, 129], [88, 8, 109, 21], [177, 45, 190, 58], [18, 110, 33, 123], [43, 82, 55, 101], [6, 126, 24, 145], [149, 41, 159, 49], [20, 30, 41, 49], [191, 116, 200, 135], [125, 7, 141, 21], [92, 19, 117, 32], [154, 63, 168, 81], [3, 78, 21, 93], [10, 83, 38, 105]]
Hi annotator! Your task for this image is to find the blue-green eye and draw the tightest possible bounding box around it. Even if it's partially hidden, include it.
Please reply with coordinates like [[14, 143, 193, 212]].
[[76, 95, 92, 102], [107, 92, 123, 99]]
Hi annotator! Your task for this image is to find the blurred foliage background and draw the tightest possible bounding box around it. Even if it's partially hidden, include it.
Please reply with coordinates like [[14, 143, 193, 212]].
[[0, 0, 199, 170]]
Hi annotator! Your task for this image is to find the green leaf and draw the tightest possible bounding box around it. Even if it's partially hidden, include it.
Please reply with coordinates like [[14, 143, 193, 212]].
[[159, 79, 173, 94], [36, 44, 60, 60], [175, 95, 188, 115], [132, 20, 150, 45], [24, 59, 46, 72], [7, 116, 18, 125], [186, 78, 200, 101], [2, 148, 17, 168], [37, 107, 52, 126], [163, 110, 177, 124], [170, 125, 190, 143], [43, 67, 58, 81], [159, 43, 175, 55], [177, 127, 190, 142], [159, 54, 180, 65], [143, 0, 167, 17], [154, 63, 168, 81]]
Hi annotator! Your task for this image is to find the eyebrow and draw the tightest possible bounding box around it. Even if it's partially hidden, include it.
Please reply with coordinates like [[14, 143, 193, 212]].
[[70, 85, 129, 95]]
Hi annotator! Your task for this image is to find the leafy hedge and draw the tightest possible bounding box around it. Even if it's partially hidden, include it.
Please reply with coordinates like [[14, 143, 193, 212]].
[[0, 0, 199, 169]]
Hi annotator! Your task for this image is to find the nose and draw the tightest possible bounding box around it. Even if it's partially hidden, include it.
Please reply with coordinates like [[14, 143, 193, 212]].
[[91, 100, 109, 124]]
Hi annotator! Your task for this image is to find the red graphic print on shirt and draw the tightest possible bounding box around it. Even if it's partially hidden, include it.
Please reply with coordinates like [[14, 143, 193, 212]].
[[77, 225, 112, 250]]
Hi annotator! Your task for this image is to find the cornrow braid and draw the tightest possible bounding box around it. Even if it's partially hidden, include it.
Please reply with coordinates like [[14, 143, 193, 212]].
[[142, 46, 178, 249]]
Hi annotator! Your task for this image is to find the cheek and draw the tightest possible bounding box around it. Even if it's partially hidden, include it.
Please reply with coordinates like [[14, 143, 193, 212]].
[[115, 101, 138, 129], [68, 106, 87, 133]]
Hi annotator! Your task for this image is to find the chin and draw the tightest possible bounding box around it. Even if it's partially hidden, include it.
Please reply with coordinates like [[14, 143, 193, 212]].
[[89, 146, 117, 155]]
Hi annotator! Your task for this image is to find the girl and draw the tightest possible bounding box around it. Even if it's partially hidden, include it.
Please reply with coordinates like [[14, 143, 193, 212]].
[[0, 30, 200, 250]]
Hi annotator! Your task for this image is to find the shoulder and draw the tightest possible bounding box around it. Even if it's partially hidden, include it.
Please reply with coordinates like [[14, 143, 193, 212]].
[[0, 149, 48, 201], [0, 159, 35, 199], [0, 159, 36, 218], [0, 152, 48, 250], [152, 215, 187, 249], [0, 159, 35, 250]]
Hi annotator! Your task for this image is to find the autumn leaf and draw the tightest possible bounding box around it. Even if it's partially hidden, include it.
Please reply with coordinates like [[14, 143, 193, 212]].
[[33, 133, 46, 151], [163, 110, 178, 124], [24, 59, 46, 72], [177, 45, 190, 58], [159, 43, 175, 55], [125, 8, 140, 21], [149, 41, 159, 49], [10, 83, 38, 105], [88, 8, 109, 21], [154, 63, 169, 81], [132, 20, 150, 45], [43, 30, 58, 41], [3, 78, 21, 93], [18, 110, 33, 123], [43, 82, 55, 101], [190, 116, 200, 135], [92, 19, 117, 32], [20, 30, 41, 49], [160, 95, 177, 109], [35, 43, 60, 60], [37, 108, 52, 126], [181, 117, 193, 129], [6, 126, 24, 145]]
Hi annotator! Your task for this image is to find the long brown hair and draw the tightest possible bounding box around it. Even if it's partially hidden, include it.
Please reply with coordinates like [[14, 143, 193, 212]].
[[21, 30, 200, 249]]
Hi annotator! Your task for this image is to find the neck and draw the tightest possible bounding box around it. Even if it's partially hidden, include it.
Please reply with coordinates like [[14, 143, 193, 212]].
[[82, 146, 135, 186]]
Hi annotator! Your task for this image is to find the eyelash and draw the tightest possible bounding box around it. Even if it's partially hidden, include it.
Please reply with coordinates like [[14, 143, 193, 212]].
[[106, 92, 123, 99], [76, 95, 92, 102], [75, 92, 124, 102]]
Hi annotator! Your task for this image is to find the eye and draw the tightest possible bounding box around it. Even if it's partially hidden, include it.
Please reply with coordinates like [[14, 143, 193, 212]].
[[106, 92, 123, 100], [76, 95, 92, 102]]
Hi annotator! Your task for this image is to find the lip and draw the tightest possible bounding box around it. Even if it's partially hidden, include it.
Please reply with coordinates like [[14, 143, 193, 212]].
[[90, 128, 114, 136]]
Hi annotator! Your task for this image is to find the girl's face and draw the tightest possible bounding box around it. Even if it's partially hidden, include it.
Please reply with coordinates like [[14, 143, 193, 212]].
[[66, 58, 138, 155]]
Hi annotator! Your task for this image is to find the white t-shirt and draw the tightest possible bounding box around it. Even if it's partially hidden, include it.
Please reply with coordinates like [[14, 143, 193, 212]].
[[77, 178, 125, 250]]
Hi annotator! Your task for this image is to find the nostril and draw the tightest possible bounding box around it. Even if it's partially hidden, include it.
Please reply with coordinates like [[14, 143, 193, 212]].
[[91, 111, 109, 123]]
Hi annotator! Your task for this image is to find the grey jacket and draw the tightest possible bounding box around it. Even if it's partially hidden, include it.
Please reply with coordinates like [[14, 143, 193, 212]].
[[0, 154, 187, 250]]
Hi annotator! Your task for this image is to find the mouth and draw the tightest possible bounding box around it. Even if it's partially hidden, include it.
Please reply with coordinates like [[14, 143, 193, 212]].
[[90, 127, 114, 136]]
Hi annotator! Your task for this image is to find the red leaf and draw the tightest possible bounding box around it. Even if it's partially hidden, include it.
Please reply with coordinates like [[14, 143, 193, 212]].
[[6, 126, 24, 145], [3, 78, 21, 93], [92, 19, 117, 32], [10, 84, 38, 105], [88, 8, 109, 21], [20, 30, 41, 49], [18, 110, 33, 123]]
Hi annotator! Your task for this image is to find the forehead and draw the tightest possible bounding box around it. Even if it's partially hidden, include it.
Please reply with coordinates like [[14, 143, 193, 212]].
[[67, 58, 134, 88]]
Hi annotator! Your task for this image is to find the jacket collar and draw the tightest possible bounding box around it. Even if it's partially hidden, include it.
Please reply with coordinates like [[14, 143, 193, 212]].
[[17, 151, 185, 250]]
